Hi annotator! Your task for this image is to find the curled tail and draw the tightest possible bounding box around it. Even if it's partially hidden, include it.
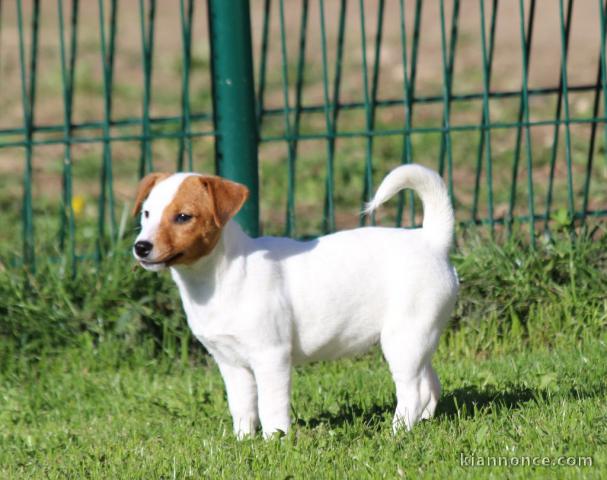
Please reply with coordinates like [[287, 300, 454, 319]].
[[364, 164, 454, 253]]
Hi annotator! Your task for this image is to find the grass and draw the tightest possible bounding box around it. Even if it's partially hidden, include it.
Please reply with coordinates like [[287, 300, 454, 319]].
[[1, 336, 605, 478], [1, 228, 606, 478]]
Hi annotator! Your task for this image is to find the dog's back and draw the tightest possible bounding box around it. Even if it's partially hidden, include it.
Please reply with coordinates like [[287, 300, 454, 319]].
[[259, 226, 456, 364], [247, 164, 458, 364]]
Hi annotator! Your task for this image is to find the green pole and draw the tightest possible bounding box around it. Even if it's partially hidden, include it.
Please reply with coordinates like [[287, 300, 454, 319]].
[[208, 0, 260, 237]]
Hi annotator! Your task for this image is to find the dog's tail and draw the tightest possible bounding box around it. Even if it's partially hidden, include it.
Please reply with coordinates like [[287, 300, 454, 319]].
[[364, 164, 454, 253]]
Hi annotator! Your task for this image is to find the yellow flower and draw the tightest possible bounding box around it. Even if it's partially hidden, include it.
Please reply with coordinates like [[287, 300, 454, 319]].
[[72, 195, 85, 218]]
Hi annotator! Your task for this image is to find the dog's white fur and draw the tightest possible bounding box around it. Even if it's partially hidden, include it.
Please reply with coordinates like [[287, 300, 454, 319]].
[[134, 164, 459, 438]]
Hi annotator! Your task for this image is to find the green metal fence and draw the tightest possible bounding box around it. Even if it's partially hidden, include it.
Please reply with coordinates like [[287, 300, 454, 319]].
[[1, 0, 606, 273]]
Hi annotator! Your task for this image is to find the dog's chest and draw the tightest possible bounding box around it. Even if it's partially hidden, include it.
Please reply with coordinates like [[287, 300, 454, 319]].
[[198, 331, 248, 366], [179, 292, 249, 366]]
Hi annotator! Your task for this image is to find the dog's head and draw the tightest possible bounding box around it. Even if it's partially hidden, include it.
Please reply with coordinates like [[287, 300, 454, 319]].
[[132, 173, 249, 271]]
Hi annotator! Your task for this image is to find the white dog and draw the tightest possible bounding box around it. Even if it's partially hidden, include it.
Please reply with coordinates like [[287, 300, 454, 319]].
[[132, 164, 458, 438]]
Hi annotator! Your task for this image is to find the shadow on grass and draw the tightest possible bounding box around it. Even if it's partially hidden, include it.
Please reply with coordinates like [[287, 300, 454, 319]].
[[296, 401, 393, 430], [438, 384, 606, 419], [436, 385, 535, 419], [297, 384, 606, 429]]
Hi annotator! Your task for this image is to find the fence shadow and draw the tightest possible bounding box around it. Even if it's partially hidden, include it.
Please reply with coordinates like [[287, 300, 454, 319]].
[[297, 383, 606, 429]]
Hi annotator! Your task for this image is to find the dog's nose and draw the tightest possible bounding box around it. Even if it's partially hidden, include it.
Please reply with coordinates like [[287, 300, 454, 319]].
[[134, 240, 153, 258]]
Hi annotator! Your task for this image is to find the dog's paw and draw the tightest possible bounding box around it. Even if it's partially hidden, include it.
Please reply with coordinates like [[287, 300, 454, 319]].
[[392, 413, 415, 435], [233, 418, 259, 440], [262, 428, 288, 441], [235, 429, 256, 441]]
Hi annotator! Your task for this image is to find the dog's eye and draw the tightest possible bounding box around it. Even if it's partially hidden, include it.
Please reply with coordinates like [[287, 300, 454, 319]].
[[174, 213, 193, 224], [144, 210, 149, 219]]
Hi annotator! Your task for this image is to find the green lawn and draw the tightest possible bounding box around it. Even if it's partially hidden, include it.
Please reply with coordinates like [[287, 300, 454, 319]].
[[1, 229, 606, 478], [1, 335, 605, 479]]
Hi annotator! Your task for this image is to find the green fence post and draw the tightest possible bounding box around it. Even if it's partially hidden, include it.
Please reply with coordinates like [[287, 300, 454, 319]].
[[208, 0, 260, 237]]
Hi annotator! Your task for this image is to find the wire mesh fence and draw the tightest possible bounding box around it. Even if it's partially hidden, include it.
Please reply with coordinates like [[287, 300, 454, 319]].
[[0, 0, 606, 273], [254, 0, 607, 240]]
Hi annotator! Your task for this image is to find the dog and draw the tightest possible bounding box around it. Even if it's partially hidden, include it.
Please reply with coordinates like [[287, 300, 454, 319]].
[[132, 164, 459, 438]]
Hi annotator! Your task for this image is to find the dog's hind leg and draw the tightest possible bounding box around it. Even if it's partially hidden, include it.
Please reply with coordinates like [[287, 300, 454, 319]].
[[420, 363, 440, 420], [381, 327, 431, 433]]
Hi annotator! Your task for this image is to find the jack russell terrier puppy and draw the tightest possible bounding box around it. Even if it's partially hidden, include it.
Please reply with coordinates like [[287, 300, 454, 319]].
[[132, 164, 458, 438]]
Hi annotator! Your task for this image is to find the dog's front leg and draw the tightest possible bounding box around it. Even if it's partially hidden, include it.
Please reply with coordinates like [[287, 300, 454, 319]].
[[217, 362, 259, 439], [252, 348, 292, 438]]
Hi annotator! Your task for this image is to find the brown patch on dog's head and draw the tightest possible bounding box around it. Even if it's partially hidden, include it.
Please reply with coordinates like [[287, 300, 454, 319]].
[[153, 175, 249, 266], [132, 172, 171, 216]]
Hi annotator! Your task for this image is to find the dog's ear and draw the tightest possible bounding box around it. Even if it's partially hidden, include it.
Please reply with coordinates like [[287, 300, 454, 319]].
[[132, 172, 170, 216], [198, 176, 249, 227]]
